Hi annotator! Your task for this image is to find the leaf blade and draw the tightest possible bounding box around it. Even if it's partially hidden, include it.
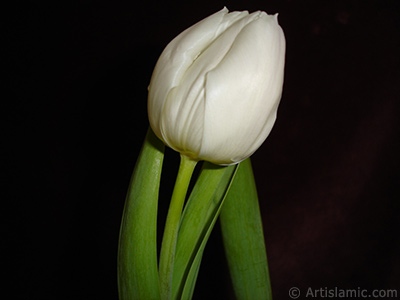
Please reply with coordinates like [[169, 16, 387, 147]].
[[172, 162, 238, 300], [118, 128, 164, 300], [220, 158, 272, 300]]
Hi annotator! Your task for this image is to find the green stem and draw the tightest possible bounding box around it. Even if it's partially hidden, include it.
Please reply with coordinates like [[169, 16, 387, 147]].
[[159, 154, 198, 300]]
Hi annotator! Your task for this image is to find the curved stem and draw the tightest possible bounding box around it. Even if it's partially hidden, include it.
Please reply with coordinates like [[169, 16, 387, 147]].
[[159, 154, 198, 300]]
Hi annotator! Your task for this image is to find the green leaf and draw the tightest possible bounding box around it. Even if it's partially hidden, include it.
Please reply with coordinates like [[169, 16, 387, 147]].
[[118, 128, 164, 300], [172, 162, 238, 300], [179, 246, 202, 300], [220, 158, 272, 300]]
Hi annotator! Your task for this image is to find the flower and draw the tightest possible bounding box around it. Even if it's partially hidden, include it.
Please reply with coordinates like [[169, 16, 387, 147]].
[[148, 7, 285, 165]]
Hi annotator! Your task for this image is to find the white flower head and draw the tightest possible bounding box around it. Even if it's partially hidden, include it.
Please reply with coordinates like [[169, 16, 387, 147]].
[[148, 7, 285, 165]]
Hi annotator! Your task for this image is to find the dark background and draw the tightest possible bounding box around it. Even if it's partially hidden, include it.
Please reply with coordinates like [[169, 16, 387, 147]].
[[5, 0, 399, 299]]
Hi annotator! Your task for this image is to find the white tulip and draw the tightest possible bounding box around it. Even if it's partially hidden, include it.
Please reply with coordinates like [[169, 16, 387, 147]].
[[148, 7, 285, 165]]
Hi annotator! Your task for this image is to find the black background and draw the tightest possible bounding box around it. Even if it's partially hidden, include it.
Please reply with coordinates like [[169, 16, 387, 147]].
[[5, 0, 400, 299]]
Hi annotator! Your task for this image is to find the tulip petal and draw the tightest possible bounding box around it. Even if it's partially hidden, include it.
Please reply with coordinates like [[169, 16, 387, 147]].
[[200, 13, 285, 164], [159, 10, 266, 159], [148, 8, 230, 140]]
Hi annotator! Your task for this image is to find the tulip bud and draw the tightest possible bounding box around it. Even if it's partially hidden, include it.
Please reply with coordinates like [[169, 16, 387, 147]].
[[148, 7, 285, 165]]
